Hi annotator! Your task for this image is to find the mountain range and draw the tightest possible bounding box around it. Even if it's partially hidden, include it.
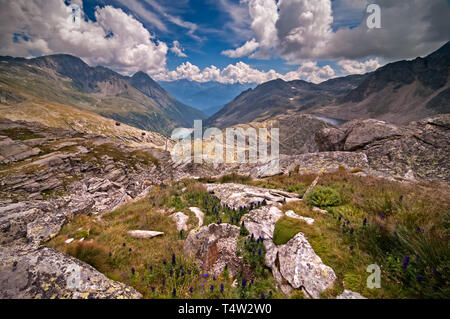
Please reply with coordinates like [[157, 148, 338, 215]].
[[159, 80, 256, 116], [207, 41, 450, 128], [0, 54, 205, 135]]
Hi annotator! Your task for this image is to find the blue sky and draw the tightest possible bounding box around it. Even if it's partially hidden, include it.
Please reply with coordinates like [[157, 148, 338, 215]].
[[1, 0, 449, 84]]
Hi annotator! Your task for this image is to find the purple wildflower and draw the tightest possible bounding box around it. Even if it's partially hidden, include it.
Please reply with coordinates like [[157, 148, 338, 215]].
[[131, 267, 135, 275], [189, 287, 194, 294], [220, 283, 224, 293], [169, 269, 173, 276], [122, 242, 126, 247], [149, 266, 153, 272], [151, 286, 155, 293], [349, 245, 354, 251], [402, 255, 410, 270], [210, 285, 214, 292], [258, 248, 262, 255], [416, 275, 423, 283], [260, 292, 266, 299], [172, 253, 176, 265], [242, 278, 247, 288], [350, 228, 354, 234]]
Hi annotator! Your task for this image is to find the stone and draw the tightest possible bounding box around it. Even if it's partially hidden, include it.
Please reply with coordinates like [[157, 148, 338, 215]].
[[277, 233, 337, 299], [0, 244, 142, 299], [65, 238, 74, 244], [189, 207, 204, 228], [185, 223, 241, 277], [170, 212, 189, 231], [285, 210, 314, 225], [336, 289, 367, 299], [312, 207, 328, 214], [127, 230, 164, 239]]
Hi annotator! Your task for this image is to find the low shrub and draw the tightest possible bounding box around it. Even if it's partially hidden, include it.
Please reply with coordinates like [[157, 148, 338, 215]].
[[306, 186, 341, 207]]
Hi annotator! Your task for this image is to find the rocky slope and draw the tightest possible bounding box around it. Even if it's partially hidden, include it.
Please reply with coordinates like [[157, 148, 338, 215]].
[[315, 114, 450, 181], [0, 54, 205, 135], [0, 118, 215, 298], [0, 99, 170, 149]]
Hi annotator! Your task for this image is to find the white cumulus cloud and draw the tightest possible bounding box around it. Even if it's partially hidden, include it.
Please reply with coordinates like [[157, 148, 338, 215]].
[[222, 38, 260, 58], [170, 40, 187, 57], [338, 58, 381, 75], [222, 0, 450, 62], [0, 0, 168, 74], [154, 60, 336, 84]]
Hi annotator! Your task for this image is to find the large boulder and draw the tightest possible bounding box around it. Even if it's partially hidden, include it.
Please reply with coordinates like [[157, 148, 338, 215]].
[[0, 244, 142, 299], [184, 223, 241, 277], [315, 115, 450, 181], [277, 233, 337, 299]]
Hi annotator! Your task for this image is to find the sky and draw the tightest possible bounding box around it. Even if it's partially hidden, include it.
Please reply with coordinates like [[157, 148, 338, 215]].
[[0, 0, 449, 84]]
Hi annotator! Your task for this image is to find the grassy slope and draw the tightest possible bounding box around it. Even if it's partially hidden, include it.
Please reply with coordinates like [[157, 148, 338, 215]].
[[47, 180, 280, 299], [47, 170, 450, 299], [0, 62, 197, 134], [0, 99, 169, 149]]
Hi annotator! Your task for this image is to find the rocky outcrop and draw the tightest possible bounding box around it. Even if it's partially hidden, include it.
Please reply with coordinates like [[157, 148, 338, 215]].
[[277, 233, 337, 299], [0, 136, 41, 164], [184, 223, 241, 277], [315, 115, 450, 181], [241, 206, 291, 295], [0, 243, 141, 299], [0, 119, 215, 299], [206, 183, 300, 209], [242, 205, 336, 298]]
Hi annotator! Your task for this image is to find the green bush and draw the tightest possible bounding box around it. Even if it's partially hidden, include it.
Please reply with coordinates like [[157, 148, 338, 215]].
[[306, 186, 341, 207]]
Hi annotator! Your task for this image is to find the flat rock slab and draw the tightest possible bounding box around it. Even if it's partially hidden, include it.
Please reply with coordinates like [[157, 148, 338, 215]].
[[127, 230, 164, 239], [206, 183, 300, 209], [285, 210, 314, 225], [0, 136, 41, 164]]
